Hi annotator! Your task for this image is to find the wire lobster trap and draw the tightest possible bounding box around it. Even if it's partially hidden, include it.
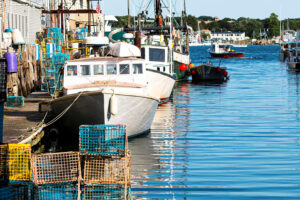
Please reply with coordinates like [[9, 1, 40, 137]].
[[31, 152, 80, 185], [79, 125, 127, 156], [82, 183, 131, 200], [4, 144, 31, 182], [10, 181, 35, 200], [34, 182, 78, 200], [0, 186, 13, 199], [0, 144, 8, 186], [83, 152, 131, 185]]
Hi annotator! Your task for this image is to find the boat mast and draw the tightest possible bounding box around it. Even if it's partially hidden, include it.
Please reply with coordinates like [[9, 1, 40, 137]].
[[155, 0, 163, 28], [296, 31, 299, 60], [169, 0, 173, 74], [183, 0, 189, 54]]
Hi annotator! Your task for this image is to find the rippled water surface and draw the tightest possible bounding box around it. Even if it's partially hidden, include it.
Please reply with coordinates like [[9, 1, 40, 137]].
[[129, 45, 300, 199]]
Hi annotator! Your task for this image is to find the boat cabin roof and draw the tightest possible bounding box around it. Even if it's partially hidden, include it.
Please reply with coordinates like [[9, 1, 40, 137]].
[[67, 56, 144, 63]]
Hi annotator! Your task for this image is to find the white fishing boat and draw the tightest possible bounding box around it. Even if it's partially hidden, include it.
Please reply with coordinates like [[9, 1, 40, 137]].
[[49, 54, 159, 138], [141, 45, 176, 103], [232, 44, 248, 48], [287, 32, 300, 72]]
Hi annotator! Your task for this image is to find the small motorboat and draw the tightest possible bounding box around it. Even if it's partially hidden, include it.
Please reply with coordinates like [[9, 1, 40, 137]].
[[208, 43, 244, 58], [189, 62, 229, 83], [287, 47, 300, 72]]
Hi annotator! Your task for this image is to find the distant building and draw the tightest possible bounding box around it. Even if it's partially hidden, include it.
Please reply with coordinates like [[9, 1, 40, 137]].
[[201, 29, 211, 34], [3, 0, 43, 43], [210, 32, 246, 41]]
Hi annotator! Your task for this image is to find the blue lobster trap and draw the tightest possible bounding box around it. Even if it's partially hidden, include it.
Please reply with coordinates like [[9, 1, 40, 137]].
[[6, 96, 24, 107], [0, 186, 13, 199], [9, 181, 35, 200], [79, 125, 126, 156], [82, 183, 131, 200], [0, 103, 4, 144], [34, 182, 78, 200]]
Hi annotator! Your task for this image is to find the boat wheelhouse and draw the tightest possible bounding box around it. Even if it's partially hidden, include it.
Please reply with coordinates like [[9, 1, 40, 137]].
[[209, 43, 244, 58], [47, 56, 159, 139]]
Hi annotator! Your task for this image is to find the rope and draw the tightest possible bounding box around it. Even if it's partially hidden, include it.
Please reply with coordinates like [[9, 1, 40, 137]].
[[18, 92, 83, 144]]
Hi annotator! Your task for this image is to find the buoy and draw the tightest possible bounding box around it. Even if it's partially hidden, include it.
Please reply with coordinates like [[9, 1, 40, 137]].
[[180, 64, 187, 71], [110, 94, 118, 115], [189, 63, 194, 68], [192, 70, 196, 75], [224, 71, 228, 77], [217, 67, 221, 72]]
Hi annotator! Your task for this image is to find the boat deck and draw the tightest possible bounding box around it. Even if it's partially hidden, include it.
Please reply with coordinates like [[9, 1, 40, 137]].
[[3, 92, 51, 144]]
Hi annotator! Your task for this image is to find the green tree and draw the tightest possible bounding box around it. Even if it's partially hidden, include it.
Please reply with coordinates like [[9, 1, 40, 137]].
[[264, 13, 280, 37]]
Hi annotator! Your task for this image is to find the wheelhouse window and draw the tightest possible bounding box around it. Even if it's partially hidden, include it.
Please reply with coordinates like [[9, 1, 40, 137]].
[[119, 64, 130, 74], [132, 64, 143, 74], [94, 65, 104, 75], [107, 64, 117, 75], [149, 48, 165, 62], [67, 65, 77, 76], [141, 48, 145, 59], [81, 65, 90, 76]]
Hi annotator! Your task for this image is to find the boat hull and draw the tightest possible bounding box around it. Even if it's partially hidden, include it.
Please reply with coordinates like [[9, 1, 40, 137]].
[[287, 62, 300, 72], [146, 69, 175, 104], [47, 91, 159, 139], [173, 52, 190, 81], [209, 52, 244, 58], [190, 64, 229, 83]]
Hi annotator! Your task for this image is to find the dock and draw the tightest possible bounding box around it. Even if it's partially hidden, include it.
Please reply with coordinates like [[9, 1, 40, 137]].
[[3, 92, 51, 144]]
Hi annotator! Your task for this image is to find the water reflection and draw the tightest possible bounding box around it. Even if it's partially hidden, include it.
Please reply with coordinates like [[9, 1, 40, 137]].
[[130, 46, 300, 199]]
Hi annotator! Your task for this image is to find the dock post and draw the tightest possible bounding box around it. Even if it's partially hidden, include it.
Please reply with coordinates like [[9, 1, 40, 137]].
[[0, 58, 7, 143]]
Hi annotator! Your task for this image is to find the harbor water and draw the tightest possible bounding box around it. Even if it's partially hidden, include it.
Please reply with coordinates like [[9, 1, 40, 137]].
[[129, 45, 300, 199]]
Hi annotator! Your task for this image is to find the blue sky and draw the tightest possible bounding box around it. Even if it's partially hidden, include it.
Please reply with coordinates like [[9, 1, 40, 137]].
[[98, 0, 300, 19]]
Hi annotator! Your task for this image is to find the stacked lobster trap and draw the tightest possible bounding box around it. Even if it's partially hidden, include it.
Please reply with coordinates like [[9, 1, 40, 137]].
[[0, 144, 34, 199], [29, 124, 131, 199], [79, 125, 131, 200]]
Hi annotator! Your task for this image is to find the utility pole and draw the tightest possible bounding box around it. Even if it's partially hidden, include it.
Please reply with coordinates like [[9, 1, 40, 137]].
[[127, 0, 130, 27], [60, 0, 64, 34], [88, 0, 91, 35], [51, 0, 55, 27]]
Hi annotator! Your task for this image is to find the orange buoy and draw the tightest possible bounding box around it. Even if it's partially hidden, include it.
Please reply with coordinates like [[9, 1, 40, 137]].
[[180, 64, 187, 71], [189, 64, 194, 68]]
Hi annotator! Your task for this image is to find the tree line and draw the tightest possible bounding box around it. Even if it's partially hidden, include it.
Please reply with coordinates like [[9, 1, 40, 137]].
[[113, 13, 300, 39]]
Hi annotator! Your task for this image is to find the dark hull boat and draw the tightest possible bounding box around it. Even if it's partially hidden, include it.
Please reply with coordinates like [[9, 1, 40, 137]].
[[209, 43, 244, 59], [190, 63, 229, 83], [209, 51, 244, 58], [287, 62, 300, 72]]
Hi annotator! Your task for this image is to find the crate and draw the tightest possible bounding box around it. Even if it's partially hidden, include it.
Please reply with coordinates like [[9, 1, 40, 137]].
[[0, 186, 14, 199], [0, 103, 4, 144], [0, 144, 9, 186], [6, 96, 25, 107], [82, 184, 131, 200], [83, 154, 131, 185], [79, 125, 127, 156], [35, 182, 78, 200], [31, 152, 79, 185], [8, 144, 31, 181], [9, 181, 35, 200], [0, 58, 7, 103]]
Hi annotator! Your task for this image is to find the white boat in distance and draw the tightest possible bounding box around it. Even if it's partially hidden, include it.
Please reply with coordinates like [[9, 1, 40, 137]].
[[232, 44, 248, 48], [48, 56, 159, 138]]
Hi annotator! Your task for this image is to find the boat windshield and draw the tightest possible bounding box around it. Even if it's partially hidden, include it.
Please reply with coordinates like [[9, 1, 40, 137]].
[[132, 64, 143, 74], [107, 64, 117, 75], [67, 65, 77, 76], [149, 48, 165, 62], [120, 64, 130, 74], [94, 65, 104, 75]]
